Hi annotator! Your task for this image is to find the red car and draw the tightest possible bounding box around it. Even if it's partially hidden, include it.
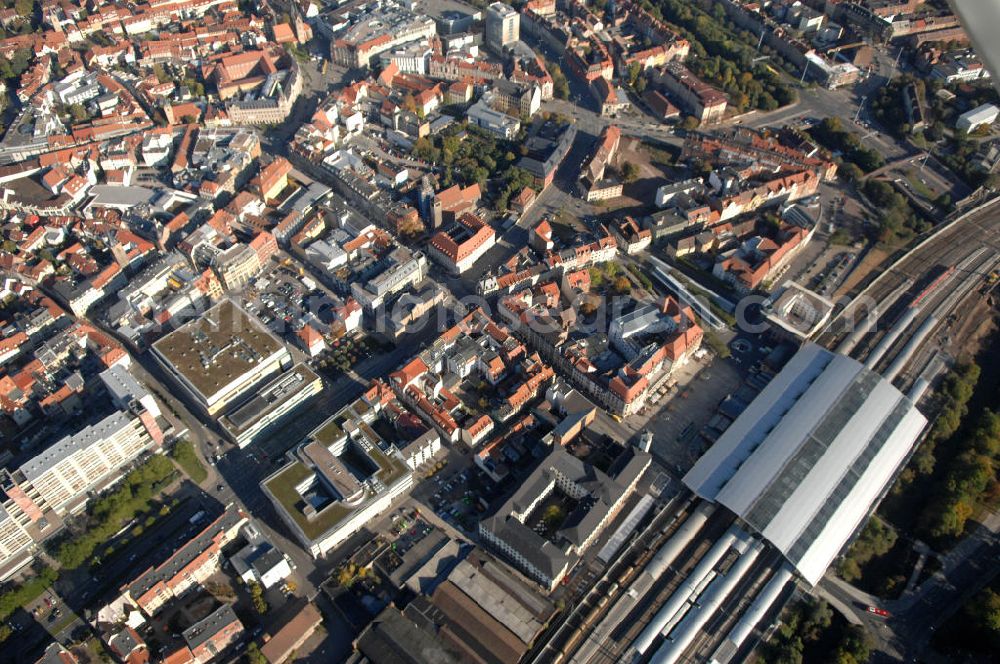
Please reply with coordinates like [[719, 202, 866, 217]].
[[867, 606, 890, 618]]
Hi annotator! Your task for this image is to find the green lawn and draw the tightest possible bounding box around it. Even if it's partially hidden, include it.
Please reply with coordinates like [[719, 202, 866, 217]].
[[905, 170, 936, 199], [171, 440, 207, 483]]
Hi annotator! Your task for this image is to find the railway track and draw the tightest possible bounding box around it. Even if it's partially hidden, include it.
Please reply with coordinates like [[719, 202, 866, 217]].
[[819, 198, 1000, 354]]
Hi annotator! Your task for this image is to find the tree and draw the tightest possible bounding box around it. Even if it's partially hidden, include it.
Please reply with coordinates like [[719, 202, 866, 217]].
[[548, 61, 570, 100], [839, 162, 863, 182], [681, 116, 700, 131], [837, 517, 897, 582], [249, 581, 268, 614], [153, 63, 170, 84], [970, 588, 1000, 633], [247, 643, 268, 664], [612, 276, 631, 294], [396, 214, 424, 239], [834, 625, 872, 664], [13, 0, 33, 21], [627, 61, 643, 88], [621, 162, 640, 183], [542, 505, 565, 528], [68, 104, 88, 123]]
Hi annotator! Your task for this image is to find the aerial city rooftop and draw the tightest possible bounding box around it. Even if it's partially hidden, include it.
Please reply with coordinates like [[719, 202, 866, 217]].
[[0, 0, 998, 662]]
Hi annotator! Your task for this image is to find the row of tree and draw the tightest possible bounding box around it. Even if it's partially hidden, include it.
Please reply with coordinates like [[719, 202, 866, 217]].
[[54, 454, 176, 569], [641, 0, 795, 112], [919, 409, 999, 539], [932, 584, 1000, 659], [837, 517, 898, 584], [0, 455, 176, 636], [810, 118, 885, 175]]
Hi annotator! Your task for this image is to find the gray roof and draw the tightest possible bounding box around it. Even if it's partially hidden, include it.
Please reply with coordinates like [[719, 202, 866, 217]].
[[446, 558, 548, 644], [684, 344, 927, 585], [357, 606, 461, 664], [99, 364, 150, 406], [35, 643, 74, 664], [87, 185, 158, 208], [107, 626, 143, 657], [251, 546, 286, 575], [182, 603, 241, 650], [127, 505, 246, 599], [220, 364, 320, 434], [481, 447, 650, 583], [20, 410, 135, 481]]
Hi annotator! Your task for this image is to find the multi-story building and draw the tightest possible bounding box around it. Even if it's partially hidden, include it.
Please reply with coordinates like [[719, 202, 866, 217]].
[[491, 80, 541, 118], [0, 504, 36, 580], [350, 247, 428, 312], [467, 96, 521, 139], [253, 157, 293, 201], [956, 103, 999, 133], [378, 39, 436, 75], [151, 300, 291, 415], [931, 53, 990, 83], [431, 183, 480, 228], [713, 225, 814, 293], [428, 56, 504, 82], [428, 213, 496, 274], [485, 2, 520, 51], [180, 604, 245, 664], [225, 63, 302, 125], [517, 120, 577, 190], [330, 6, 437, 69], [116, 505, 248, 616], [653, 63, 727, 124], [5, 406, 163, 519], [710, 168, 822, 220], [480, 446, 650, 590], [218, 364, 323, 448], [262, 387, 414, 558]]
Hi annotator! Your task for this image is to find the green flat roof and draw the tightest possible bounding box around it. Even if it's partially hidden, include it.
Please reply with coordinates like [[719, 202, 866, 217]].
[[264, 462, 350, 540], [312, 419, 346, 446], [370, 445, 408, 486], [264, 443, 409, 542]]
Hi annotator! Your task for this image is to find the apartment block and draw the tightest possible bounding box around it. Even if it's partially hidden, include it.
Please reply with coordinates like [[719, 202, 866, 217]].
[[118, 505, 248, 616]]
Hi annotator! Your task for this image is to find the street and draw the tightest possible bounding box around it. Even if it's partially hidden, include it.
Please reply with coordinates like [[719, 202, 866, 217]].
[[818, 510, 1000, 662]]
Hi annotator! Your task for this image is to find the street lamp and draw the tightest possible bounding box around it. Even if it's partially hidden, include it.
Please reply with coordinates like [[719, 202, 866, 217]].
[[854, 96, 867, 124]]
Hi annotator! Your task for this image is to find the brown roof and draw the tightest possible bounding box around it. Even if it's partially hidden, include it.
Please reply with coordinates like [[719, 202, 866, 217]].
[[431, 581, 527, 664], [260, 603, 323, 663]]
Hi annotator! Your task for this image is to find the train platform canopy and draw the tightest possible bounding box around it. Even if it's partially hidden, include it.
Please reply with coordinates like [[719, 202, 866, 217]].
[[683, 343, 927, 586]]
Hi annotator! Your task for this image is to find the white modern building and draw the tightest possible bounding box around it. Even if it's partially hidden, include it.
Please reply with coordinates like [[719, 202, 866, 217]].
[[100, 364, 161, 418], [218, 364, 323, 448], [683, 344, 928, 586], [262, 392, 414, 558], [956, 103, 999, 133], [485, 2, 519, 51]]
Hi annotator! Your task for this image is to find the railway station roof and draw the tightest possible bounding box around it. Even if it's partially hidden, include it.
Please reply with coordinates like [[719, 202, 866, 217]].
[[683, 344, 927, 585]]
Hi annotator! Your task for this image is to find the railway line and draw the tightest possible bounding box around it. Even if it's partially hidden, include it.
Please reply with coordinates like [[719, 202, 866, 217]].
[[818, 197, 1000, 354]]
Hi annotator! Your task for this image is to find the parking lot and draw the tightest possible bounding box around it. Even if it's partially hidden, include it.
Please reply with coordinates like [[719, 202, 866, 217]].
[[244, 261, 332, 339], [640, 354, 745, 474], [422, 463, 496, 535]]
